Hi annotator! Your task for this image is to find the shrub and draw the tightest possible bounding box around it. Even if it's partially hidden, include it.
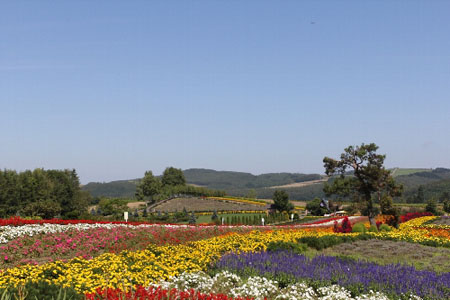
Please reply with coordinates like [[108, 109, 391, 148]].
[[379, 224, 392, 232], [266, 241, 307, 254], [368, 225, 378, 232], [297, 235, 374, 250], [352, 223, 367, 233]]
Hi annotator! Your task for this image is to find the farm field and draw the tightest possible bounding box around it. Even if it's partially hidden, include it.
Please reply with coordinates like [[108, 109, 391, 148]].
[[0, 214, 448, 299], [149, 197, 266, 212]]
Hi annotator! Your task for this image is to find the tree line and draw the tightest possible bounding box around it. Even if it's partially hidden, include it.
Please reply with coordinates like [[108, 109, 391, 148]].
[[0, 168, 90, 219]]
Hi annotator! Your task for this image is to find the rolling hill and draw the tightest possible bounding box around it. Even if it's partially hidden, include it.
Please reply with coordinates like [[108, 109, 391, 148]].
[[81, 168, 450, 202], [82, 168, 323, 199]]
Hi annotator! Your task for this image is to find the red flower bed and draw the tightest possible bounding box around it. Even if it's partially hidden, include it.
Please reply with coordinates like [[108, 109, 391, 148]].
[[86, 286, 254, 300], [400, 212, 433, 223]]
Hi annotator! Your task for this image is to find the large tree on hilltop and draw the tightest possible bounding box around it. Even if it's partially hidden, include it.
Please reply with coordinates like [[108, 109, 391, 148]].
[[161, 167, 186, 187], [135, 171, 162, 203], [323, 143, 402, 225]]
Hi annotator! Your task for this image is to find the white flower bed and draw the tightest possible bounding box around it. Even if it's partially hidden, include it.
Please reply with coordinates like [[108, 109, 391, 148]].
[[151, 271, 423, 300]]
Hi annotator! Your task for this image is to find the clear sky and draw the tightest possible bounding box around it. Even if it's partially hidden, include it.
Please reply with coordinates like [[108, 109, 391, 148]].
[[1, 1, 449, 183]]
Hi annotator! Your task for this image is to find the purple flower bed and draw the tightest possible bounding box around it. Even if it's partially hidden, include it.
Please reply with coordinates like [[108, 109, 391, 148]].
[[214, 251, 450, 299]]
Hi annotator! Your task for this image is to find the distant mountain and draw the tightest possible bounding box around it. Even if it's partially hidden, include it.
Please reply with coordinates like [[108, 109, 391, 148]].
[[395, 168, 450, 199], [183, 168, 322, 190], [82, 168, 323, 199], [81, 168, 450, 202], [82, 179, 139, 198]]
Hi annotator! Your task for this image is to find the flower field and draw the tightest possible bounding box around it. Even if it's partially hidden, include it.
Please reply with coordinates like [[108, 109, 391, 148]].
[[0, 216, 448, 299]]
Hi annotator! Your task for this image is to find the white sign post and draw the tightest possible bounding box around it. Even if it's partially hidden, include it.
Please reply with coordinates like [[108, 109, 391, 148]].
[[124, 211, 129, 222], [261, 217, 265, 226], [222, 217, 225, 225], [291, 213, 294, 221]]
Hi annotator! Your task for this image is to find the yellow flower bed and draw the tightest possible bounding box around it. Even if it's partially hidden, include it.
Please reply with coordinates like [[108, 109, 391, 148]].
[[0, 229, 333, 293], [399, 216, 437, 229]]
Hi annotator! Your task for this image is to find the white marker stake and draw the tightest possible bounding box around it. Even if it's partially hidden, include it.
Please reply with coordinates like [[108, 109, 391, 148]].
[[124, 211, 129, 222]]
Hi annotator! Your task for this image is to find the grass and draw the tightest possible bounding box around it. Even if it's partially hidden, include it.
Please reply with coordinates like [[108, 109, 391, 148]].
[[391, 168, 432, 177], [314, 239, 450, 273]]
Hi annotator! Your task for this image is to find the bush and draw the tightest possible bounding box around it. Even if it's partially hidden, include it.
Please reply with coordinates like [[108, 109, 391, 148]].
[[368, 225, 378, 232], [333, 216, 352, 233], [379, 224, 392, 232], [352, 223, 367, 233], [266, 241, 307, 254]]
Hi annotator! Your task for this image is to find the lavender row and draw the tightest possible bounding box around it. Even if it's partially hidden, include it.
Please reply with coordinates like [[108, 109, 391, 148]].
[[213, 250, 450, 299]]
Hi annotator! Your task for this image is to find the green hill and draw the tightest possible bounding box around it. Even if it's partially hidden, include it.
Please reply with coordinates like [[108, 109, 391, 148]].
[[81, 168, 450, 202], [82, 180, 139, 198], [82, 169, 322, 199], [183, 168, 322, 190]]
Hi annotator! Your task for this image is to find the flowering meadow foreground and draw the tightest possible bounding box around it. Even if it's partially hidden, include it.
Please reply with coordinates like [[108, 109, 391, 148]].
[[0, 215, 449, 299]]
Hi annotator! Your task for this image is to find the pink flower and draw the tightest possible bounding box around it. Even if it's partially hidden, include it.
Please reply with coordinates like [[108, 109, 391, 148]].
[[4, 255, 8, 261]]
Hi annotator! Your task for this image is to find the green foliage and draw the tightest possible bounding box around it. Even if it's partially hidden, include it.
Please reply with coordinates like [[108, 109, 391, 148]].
[[211, 210, 219, 222], [352, 223, 367, 233], [266, 241, 307, 254], [183, 168, 322, 190], [297, 234, 373, 250], [398, 168, 450, 201], [162, 167, 186, 187], [98, 198, 128, 216], [272, 190, 294, 213], [188, 211, 196, 225], [379, 195, 395, 215], [444, 199, 450, 213], [135, 171, 162, 203], [305, 198, 328, 216], [439, 191, 450, 203], [379, 224, 392, 232], [425, 198, 438, 215], [369, 225, 378, 232], [0, 168, 89, 219], [323, 143, 403, 224]]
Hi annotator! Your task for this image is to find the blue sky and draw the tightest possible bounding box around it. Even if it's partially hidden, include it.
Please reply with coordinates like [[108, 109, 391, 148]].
[[1, 1, 450, 183]]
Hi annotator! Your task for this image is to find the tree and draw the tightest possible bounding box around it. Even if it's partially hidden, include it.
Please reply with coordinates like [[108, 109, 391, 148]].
[[380, 195, 395, 215], [306, 198, 328, 216], [425, 198, 438, 215], [135, 171, 162, 203], [443, 199, 450, 213], [416, 186, 425, 203], [98, 198, 128, 216], [323, 143, 403, 225], [272, 190, 294, 213], [161, 167, 186, 187], [439, 191, 449, 203], [188, 211, 196, 225]]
